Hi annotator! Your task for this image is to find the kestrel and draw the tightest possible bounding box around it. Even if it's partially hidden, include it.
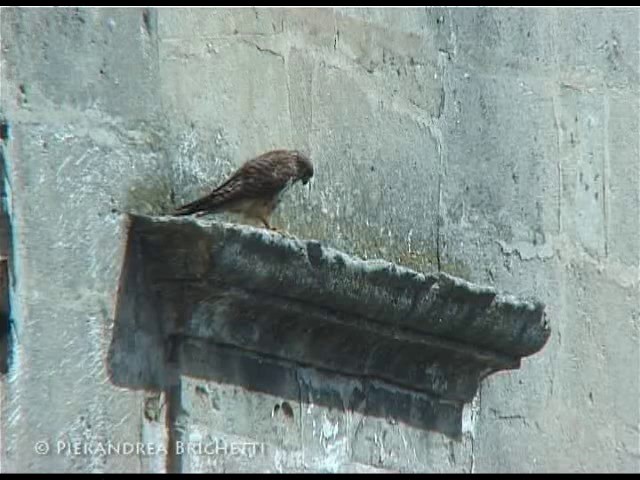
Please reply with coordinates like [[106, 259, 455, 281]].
[[173, 149, 314, 231]]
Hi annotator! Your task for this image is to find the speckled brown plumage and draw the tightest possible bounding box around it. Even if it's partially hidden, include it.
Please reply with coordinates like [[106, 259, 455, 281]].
[[174, 149, 314, 230]]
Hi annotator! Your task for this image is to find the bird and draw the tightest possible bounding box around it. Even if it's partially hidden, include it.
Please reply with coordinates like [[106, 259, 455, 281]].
[[173, 149, 314, 232]]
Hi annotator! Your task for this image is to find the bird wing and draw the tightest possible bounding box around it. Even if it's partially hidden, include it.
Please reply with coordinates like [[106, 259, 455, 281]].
[[229, 152, 297, 200]]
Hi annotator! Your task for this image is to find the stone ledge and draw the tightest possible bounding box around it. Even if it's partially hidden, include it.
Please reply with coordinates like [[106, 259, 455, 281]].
[[109, 213, 551, 437]]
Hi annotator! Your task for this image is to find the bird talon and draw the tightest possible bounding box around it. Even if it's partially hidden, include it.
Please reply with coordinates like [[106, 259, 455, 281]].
[[268, 226, 294, 239]]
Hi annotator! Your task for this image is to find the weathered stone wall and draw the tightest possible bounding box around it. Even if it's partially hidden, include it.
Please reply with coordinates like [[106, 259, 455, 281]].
[[0, 7, 638, 473]]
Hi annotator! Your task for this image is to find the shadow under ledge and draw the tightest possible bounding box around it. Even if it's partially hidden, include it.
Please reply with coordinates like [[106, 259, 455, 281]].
[[107, 213, 551, 442]]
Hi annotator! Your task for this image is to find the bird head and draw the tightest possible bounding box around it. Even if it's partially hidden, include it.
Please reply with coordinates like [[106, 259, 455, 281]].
[[294, 151, 314, 185]]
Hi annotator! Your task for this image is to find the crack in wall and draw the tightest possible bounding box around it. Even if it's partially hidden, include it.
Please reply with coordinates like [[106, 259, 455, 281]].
[[603, 94, 610, 258], [242, 39, 286, 61], [165, 380, 185, 473], [0, 147, 11, 376], [0, 129, 17, 378], [429, 35, 454, 275]]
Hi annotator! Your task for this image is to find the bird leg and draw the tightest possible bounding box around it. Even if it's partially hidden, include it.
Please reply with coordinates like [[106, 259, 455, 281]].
[[260, 216, 295, 239], [260, 217, 273, 230]]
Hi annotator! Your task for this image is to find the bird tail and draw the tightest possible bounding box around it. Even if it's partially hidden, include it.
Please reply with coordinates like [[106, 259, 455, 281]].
[[173, 195, 220, 216], [173, 177, 239, 216]]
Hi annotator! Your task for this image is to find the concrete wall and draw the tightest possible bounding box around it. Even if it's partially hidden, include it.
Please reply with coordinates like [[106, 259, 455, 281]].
[[1, 7, 638, 473]]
